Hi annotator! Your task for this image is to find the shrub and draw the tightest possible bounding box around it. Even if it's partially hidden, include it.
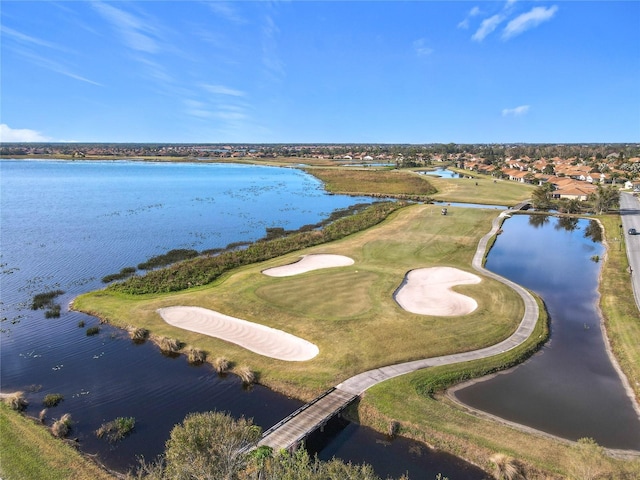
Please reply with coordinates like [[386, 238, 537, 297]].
[[387, 420, 400, 438], [51, 413, 73, 438], [86, 326, 100, 336], [96, 416, 135, 443], [187, 348, 206, 365], [43, 393, 64, 407], [212, 357, 230, 374], [235, 365, 255, 385], [4, 391, 28, 411]]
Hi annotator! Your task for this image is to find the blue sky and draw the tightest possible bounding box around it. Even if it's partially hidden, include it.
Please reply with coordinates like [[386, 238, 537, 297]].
[[1, 1, 638, 144]]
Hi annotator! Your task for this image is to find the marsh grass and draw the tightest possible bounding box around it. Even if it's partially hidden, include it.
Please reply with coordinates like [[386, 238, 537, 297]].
[[96, 416, 135, 443], [31, 290, 64, 310], [3, 391, 28, 411], [51, 413, 72, 438], [43, 394, 64, 408], [85, 326, 100, 336], [212, 357, 230, 374], [156, 336, 182, 355], [128, 326, 149, 343], [235, 365, 256, 385], [45, 305, 61, 318], [187, 347, 206, 365]]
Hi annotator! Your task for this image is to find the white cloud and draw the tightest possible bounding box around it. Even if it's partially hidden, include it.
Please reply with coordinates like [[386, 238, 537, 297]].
[[502, 105, 530, 116], [472, 14, 505, 42], [0, 124, 51, 142], [92, 1, 159, 53], [503, 6, 558, 40], [201, 84, 245, 97], [207, 2, 246, 24], [458, 6, 481, 29], [413, 38, 434, 57]]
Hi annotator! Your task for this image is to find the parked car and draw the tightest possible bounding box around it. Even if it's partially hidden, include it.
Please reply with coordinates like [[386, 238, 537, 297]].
[[629, 228, 637, 235]]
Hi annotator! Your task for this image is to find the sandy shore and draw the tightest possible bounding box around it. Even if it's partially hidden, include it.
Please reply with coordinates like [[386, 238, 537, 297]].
[[395, 267, 481, 316], [157, 306, 319, 362], [262, 254, 354, 277]]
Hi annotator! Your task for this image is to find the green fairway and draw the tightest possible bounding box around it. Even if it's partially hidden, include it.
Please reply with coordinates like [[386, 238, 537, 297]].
[[75, 204, 523, 398]]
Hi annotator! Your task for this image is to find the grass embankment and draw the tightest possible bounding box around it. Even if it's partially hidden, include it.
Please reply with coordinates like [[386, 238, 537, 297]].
[[426, 168, 535, 206], [74, 204, 523, 399], [305, 167, 437, 198], [598, 216, 640, 403], [0, 403, 114, 480]]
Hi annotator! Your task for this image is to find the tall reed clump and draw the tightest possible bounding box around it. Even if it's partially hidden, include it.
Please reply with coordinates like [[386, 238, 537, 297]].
[[212, 357, 230, 374], [31, 290, 65, 318], [235, 365, 256, 385], [96, 416, 135, 443], [51, 413, 73, 438], [43, 393, 64, 408], [156, 336, 181, 355], [187, 347, 206, 365], [128, 326, 149, 343], [3, 391, 28, 411]]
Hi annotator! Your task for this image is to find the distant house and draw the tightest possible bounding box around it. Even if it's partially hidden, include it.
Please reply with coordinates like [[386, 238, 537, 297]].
[[551, 183, 597, 201]]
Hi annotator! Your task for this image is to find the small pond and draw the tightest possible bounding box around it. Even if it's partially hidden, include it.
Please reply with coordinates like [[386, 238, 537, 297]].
[[454, 214, 640, 450]]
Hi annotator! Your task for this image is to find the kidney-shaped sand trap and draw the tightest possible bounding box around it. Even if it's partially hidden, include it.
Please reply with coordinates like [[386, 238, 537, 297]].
[[157, 306, 319, 362], [262, 254, 354, 277], [395, 267, 482, 316]]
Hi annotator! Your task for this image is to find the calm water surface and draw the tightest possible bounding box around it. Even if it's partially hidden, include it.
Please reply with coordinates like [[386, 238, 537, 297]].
[[0, 160, 481, 476], [455, 214, 640, 450]]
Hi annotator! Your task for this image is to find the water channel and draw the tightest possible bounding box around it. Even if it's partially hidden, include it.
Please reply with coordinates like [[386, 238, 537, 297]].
[[0, 160, 484, 478], [454, 214, 640, 451]]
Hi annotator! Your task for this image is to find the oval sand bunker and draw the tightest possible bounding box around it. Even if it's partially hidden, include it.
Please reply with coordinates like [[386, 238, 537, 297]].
[[395, 267, 481, 316], [157, 306, 319, 361], [262, 254, 354, 277]]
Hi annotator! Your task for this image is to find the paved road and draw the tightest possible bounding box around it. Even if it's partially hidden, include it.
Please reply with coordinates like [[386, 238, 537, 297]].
[[620, 192, 640, 311]]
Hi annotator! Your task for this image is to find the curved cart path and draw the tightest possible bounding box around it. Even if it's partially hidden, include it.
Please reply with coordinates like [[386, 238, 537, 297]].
[[259, 209, 540, 451], [337, 210, 539, 394]]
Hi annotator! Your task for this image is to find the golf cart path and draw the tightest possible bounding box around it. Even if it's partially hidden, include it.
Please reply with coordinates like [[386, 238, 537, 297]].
[[258, 208, 540, 451]]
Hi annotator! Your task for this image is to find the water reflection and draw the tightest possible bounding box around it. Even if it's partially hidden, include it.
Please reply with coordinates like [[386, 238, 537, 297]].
[[454, 215, 640, 450]]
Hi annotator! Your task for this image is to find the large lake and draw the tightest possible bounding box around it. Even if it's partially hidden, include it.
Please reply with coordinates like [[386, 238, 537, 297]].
[[0, 160, 484, 479]]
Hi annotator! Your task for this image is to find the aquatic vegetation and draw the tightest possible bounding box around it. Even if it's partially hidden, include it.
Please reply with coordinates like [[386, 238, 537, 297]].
[[101, 266, 137, 283], [43, 393, 64, 407], [137, 249, 198, 270], [31, 290, 64, 318], [3, 391, 28, 411], [30, 290, 64, 310], [128, 327, 149, 343], [85, 326, 100, 336], [110, 202, 403, 294], [212, 357, 230, 374], [51, 413, 73, 438], [96, 416, 135, 443], [156, 336, 181, 354], [187, 347, 206, 365], [235, 365, 255, 385]]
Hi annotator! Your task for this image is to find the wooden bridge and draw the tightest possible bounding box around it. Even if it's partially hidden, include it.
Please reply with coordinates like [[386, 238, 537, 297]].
[[257, 387, 358, 451], [255, 208, 540, 453], [512, 200, 532, 211]]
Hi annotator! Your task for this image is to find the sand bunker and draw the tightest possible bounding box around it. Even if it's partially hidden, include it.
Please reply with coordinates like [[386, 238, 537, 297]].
[[157, 306, 319, 362], [262, 254, 354, 277], [395, 267, 481, 316]]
